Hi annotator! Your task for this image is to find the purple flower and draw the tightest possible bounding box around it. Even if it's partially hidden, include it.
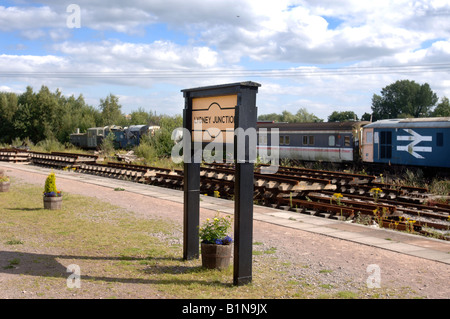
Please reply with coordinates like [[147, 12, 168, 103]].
[[215, 239, 223, 245], [44, 191, 62, 197], [222, 236, 233, 244]]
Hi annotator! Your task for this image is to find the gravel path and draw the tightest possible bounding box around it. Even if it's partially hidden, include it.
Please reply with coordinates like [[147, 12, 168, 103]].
[[1, 165, 449, 299]]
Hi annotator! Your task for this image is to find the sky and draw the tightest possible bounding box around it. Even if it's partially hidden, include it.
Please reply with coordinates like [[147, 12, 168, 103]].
[[1, 0, 450, 120]]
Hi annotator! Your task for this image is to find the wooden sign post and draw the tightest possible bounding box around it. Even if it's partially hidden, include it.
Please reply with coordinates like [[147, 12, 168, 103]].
[[181, 81, 260, 286]]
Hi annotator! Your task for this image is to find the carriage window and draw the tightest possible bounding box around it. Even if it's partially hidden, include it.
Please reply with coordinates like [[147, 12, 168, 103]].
[[302, 136, 308, 145], [308, 136, 314, 145], [366, 131, 373, 144], [258, 134, 267, 145], [279, 135, 290, 145], [344, 136, 351, 146], [437, 133, 443, 147], [328, 135, 335, 146]]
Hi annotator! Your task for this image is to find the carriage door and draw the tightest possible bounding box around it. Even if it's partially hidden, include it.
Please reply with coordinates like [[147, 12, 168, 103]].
[[362, 128, 374, 162], [87, 129, 95, 148]]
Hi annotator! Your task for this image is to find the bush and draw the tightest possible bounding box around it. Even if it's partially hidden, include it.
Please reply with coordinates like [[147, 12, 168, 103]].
[[35, 138, 65, 152], [44, 172, 58, 193], [100, 133, 116, 156], [150, 115, 182, 158], [134, 135, 157, 162]]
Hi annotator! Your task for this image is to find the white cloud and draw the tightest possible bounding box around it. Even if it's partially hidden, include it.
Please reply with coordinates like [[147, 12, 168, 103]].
[[53, 40, 219, 71], [1, 0, 449, 118], [0, 5, 61, 31]]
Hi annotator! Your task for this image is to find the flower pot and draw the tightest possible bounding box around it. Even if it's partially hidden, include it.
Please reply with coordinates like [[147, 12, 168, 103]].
[[43, 196, 62, 210], [201, 243, 232, 270], [0, 181, 10, 192]]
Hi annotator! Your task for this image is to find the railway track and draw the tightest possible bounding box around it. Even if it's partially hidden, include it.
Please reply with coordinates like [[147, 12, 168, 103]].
[[1, 149, 449, 240]]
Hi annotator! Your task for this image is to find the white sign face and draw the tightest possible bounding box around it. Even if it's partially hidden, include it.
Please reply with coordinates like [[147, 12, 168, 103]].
[[396, 129, 432, 159]]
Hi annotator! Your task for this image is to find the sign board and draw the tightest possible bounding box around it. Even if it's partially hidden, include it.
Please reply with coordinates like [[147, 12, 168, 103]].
[[181, 81, 260, 286], [192, 95, 237, 143]]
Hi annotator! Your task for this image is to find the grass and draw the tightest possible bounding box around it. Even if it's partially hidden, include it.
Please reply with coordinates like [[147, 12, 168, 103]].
[[0, 180, 423, 299]]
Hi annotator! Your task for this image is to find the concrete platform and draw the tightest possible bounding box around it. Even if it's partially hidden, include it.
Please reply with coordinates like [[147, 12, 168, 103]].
[[1, 162, 449, 265]]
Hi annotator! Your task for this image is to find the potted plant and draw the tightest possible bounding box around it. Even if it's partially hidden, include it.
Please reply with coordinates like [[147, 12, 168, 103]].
[[43, 172, 62, 210], [199, 214, 233, 270], [0, 169, 10, 192]]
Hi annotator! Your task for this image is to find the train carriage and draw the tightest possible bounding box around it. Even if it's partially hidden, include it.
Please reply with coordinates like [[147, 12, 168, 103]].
[[257, 121, 368, 163], [362, 117, 450, 168]]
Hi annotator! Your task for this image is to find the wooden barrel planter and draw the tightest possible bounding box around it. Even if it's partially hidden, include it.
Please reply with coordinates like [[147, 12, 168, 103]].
[[201, 243, 232, 270], [0, 181, 10, 192], [43, 196, 63, 210]]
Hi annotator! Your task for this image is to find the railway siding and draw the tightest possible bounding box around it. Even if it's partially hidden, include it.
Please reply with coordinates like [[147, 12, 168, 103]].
[[1, 149, 449, 240]]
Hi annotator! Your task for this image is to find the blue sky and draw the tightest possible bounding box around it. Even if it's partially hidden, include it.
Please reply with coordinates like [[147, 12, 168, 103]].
[[1, 0, 450, 120]]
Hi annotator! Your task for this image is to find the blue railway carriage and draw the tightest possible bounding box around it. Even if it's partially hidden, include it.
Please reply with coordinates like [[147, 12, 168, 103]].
[[361, 117, 450, 168], [124, 125, 161, 147], [257, 121, 368, 163]]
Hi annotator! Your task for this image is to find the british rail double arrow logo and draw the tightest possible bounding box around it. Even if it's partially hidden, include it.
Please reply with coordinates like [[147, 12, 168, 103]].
[[396, 129, 432, 159]]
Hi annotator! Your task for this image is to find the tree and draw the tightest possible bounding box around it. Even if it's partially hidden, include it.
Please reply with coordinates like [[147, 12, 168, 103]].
[[0, 92, 19, 142], [99, 94, 125, 126], [258, 107, 323, 123], [361, 112, 372, 121], [328, 111, 358, 122], [294, 107, 323, 122], [371, 80, 438, 120], [128, 107, 161, 125], [432, 97, 450, 117]]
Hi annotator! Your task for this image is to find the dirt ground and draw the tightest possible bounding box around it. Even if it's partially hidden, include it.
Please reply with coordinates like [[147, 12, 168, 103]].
[[1, 165, 449, 299]]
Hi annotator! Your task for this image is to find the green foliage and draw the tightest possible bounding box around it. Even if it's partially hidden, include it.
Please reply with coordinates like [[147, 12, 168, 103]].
[[198, 215, 232, 244], [361, 112, 372, 121], [44, 172, 58, 193], [1, 85, 103, 144], [0, 85, 178, 152], [134, 134, 158, 162], [149, 115, 183, 158], [35, 138, 66, 152], [432, 97, 450, 117], [0, 176, 9, 182], [100, 133, 116, 155], [99, 94, 126, 126], [258, 107, 323, 123], [428, 179, 450, 196], [128, 107, 161, 125], [328, 111, 359, 122], [371, 80, 438, 120]]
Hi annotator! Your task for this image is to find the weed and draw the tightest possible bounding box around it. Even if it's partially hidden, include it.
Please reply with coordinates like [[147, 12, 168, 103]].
[[319, 269, 333, 274], [4, 258, 20, 269], [5, 238, 24, 245]]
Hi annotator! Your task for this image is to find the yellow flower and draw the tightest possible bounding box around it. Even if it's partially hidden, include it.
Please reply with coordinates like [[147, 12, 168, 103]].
[[370, 187, 382, 194]]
